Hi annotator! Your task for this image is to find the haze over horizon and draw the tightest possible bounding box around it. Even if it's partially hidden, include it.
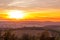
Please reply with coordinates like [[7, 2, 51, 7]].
[[0, 21, 60, 28]]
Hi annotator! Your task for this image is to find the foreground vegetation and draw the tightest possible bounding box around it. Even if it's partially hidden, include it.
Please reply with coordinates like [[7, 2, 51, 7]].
[[0, 30, 60, 40]]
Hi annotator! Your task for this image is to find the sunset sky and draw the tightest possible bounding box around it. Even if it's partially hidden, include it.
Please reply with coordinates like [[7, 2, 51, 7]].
[[0, 0, 60, 22]]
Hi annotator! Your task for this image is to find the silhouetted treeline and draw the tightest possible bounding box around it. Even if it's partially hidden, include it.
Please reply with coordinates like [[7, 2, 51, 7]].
[[0, 30, 60, 40]]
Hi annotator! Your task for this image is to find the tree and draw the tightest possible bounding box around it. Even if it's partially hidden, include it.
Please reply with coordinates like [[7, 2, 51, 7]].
[[0, 31, 3, 40], [21, 33, 29, 40], [3, 30, 12, 40], [40, 30, 50, 40]]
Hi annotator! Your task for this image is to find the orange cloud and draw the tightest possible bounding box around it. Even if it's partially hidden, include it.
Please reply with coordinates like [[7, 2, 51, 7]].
[[0, 9, 60, 22]]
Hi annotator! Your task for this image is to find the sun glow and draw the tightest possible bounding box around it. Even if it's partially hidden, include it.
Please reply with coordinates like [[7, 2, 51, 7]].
[[8, 10, 26, 19]]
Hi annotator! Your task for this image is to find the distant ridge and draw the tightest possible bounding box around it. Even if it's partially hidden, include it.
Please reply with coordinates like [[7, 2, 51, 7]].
[[0, 21, 60, 28], [44, 25, 60, 31], [0, 26, 60, 34], [19, 27, 45, 30]]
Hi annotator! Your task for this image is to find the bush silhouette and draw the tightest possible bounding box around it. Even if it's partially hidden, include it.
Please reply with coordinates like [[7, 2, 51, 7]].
[[3, 30, 18, 40], [21, 33, 30, 40], [0, 30, 59, 40], [40, 30, 56, 40], [3, 30, 12, 40]]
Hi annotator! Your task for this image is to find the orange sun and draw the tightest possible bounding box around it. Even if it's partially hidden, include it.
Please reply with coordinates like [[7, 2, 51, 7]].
[[8, 10, 26, 19]]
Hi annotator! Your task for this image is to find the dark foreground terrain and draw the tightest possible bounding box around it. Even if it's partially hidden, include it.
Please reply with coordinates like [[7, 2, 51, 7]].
[[0, 27, 60, 40]]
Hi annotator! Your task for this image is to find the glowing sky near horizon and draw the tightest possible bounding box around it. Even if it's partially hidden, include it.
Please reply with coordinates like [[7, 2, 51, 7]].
[[0, 0, 60, 22]]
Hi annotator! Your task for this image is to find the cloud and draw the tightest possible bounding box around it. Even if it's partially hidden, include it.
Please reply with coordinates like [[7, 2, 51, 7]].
[[0, 0, 60, 9]]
